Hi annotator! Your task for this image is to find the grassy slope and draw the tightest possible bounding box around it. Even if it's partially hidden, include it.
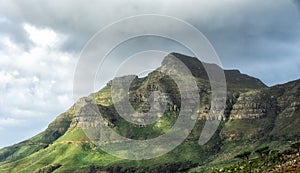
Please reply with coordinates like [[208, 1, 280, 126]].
[[0, 125, 216, 172]]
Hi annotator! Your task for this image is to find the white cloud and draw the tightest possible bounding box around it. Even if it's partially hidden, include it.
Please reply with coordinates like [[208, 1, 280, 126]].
[[0, 24, 76, 147], [23, 23, 63, 48]]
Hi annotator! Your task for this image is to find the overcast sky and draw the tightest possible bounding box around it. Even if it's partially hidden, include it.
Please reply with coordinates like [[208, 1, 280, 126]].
[[0, 0, 300, 148]]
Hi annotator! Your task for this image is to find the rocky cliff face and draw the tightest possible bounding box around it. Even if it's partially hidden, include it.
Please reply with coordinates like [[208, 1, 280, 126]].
[[227, 80, 300, 121], [229, 90, 275, 119]]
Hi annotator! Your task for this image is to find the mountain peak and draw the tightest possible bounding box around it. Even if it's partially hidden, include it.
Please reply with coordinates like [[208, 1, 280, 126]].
[[162, 52, 266, 89]]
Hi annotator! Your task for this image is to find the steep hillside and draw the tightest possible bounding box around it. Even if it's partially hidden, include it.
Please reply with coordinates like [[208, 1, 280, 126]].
[[0, 53, 299, 173]]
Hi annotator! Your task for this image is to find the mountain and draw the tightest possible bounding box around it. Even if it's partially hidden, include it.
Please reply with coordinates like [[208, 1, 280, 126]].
[[0, 53, 299, 173]]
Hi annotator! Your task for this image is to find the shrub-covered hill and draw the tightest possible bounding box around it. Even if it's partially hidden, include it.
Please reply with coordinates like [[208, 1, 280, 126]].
[[0, 53, 299, 172]]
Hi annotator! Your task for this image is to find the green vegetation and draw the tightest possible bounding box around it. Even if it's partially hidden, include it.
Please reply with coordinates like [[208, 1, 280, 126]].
[[205, 142, 300, 173], [291, 141, 300, 152], [254, 146, 270, 159], [235, 151, 251, 163]]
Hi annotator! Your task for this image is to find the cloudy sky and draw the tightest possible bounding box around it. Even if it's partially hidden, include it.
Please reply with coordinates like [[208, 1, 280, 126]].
[[0, 0, 300, 148]]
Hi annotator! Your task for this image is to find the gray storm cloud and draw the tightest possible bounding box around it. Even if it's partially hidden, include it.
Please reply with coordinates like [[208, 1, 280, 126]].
[[0, 0, 300, 148], [1, 0, 299, 59]]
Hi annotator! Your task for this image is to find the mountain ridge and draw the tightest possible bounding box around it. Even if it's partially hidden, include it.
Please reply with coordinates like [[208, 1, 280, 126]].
[[0, 52, 299, 172]]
